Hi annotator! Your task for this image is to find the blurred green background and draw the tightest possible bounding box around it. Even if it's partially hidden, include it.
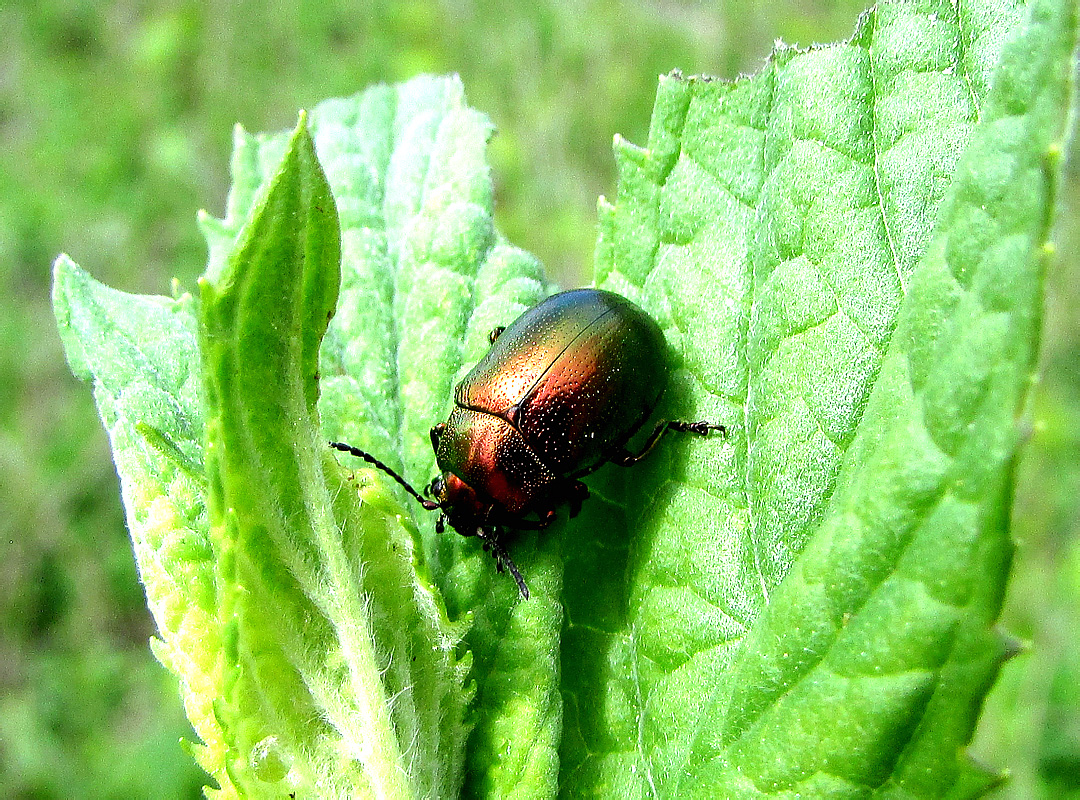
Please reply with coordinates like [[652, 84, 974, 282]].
[[1, 1, 1075, 797]]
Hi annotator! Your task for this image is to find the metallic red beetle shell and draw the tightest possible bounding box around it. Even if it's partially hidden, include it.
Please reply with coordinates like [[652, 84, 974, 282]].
[[434, 288, 668, 514]]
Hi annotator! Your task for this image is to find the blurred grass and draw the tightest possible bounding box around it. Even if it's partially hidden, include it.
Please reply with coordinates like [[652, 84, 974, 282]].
[[1, 0, 1075, 796]]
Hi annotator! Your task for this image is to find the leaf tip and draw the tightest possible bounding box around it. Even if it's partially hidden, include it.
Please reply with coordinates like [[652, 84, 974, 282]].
[[52, 251, 77, 274], [196, 275, 216, 305], [612, 133, 648, 166], [955, 752, 1010, 797], [51, 253, 84, 306], [994, 626, 1028, 662], [51, 255, 95, 381]]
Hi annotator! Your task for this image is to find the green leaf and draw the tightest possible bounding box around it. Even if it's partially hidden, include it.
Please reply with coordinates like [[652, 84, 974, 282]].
[[50, 258, 224, 782], [304, 79, 562, 797], [571, 0, 1076, 796], [198, 112, 489, 798], [302, 79, 559, 796]]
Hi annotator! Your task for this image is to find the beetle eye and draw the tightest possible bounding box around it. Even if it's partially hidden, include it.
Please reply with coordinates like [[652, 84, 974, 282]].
[[426, 476, 443, 499]]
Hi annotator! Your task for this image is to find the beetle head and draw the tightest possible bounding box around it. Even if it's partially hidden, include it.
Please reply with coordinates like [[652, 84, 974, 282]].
[[330, 440, 529, 599], [426, 471, 530, 598], [427, 472, 487, 537]]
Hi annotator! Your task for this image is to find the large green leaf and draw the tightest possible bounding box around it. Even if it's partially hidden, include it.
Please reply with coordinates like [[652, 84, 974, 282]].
[[569, 0, 1076, 796], [50, 0, 1075, 795]]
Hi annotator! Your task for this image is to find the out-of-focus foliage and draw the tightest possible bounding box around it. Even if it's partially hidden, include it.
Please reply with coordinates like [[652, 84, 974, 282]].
[[3, 0, 1076, 797], [971, 166, 1080, 798]]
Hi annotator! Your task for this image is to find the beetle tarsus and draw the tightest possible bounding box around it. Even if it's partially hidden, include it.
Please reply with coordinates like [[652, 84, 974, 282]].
[[612, 419, 727, 466], [499, 550, 529, 600], [671, 420, 727, 437], [488, 326, 506, 344]]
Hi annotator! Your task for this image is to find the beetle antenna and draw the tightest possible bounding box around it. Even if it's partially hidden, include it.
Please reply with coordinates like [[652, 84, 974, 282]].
[[329, 441, 439, 510], [477, 529, 529, 600]]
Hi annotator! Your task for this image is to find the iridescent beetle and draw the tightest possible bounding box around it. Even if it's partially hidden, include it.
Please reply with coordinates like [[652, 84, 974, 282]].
[[331, 288, 725, 598]]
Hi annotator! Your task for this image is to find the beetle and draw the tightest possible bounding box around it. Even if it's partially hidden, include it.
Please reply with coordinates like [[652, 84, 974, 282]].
[[331, 288, 725, 599]]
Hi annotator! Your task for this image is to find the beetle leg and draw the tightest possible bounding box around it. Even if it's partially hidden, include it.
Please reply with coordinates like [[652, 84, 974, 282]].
[[476, 528, 529, 599], [612, 420, 727, 466], [429, 423, 445, 454], [435, 513, 447, 534], [488, 325, 506, 345], [567, 480, 590, 519]]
